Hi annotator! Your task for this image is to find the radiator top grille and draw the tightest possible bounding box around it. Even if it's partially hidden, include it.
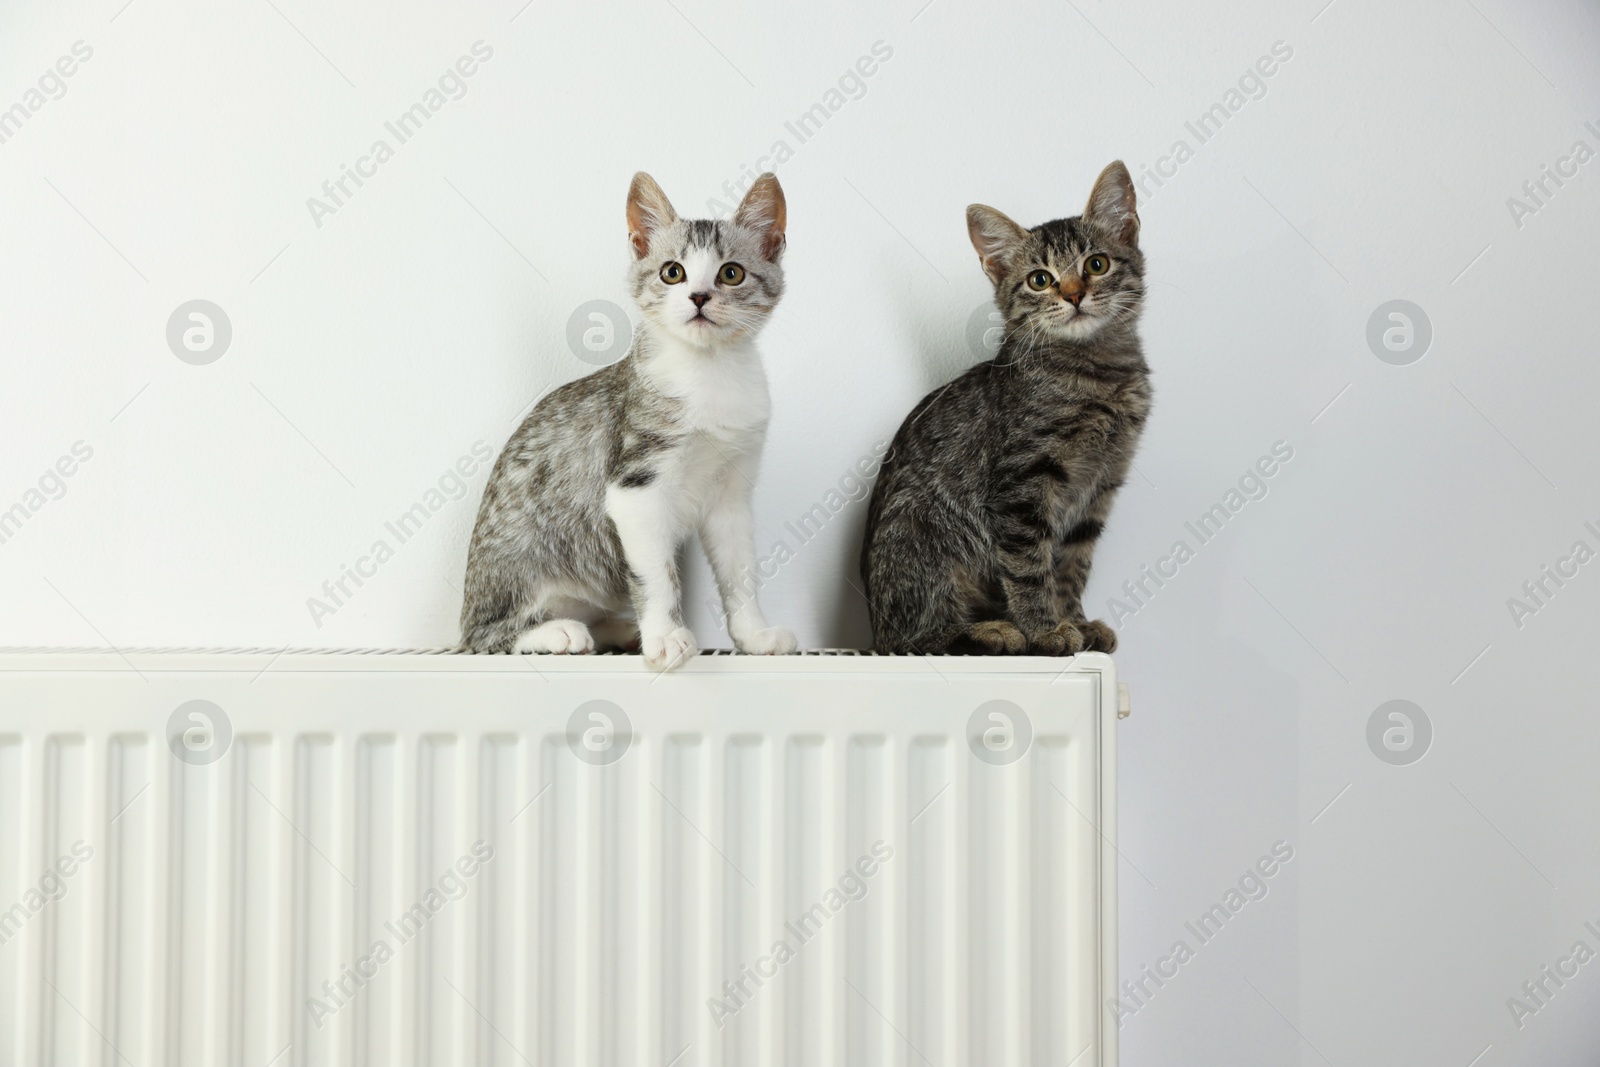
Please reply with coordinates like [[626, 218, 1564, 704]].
[[0, 647, 1114, 678]]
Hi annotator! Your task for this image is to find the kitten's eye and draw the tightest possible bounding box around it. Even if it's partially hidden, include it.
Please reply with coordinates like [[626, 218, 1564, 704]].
[[719, 262, 746, 286], [660, 262, 686, 284], [1084, 255, 1110, 276], [1027, 270, 1054, 291]]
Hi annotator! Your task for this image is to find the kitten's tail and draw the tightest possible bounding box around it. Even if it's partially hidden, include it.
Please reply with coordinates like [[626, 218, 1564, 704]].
[[459, 595, 532, 654]]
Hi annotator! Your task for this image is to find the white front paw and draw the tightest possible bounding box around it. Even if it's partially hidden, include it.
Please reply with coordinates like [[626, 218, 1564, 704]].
[[737, 626, 797, 656], [642, 626, 698, 671]]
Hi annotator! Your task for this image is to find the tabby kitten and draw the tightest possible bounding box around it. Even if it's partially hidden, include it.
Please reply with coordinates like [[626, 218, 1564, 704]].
[[861, 161, 1151, 655], [460, 172, 797, 670]]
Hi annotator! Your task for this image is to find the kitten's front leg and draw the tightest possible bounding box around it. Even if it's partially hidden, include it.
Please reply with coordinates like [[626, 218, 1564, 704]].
[[700, 475, 796, 656], [1052, 490, 1119, 653], [606, 484, 697, 670], [992, 488, 1072, 652], [997, 540, 1064, 646]]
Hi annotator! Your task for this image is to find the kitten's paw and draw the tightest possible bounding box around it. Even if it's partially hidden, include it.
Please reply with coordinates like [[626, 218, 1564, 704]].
[[966, 620, 1028, 655], [1030, 621, 1086, 657], [737, 626, 797, 656], [642, 627, 698, 671], [1079, 620, 1118, 653], [514, 619, 595, 655]]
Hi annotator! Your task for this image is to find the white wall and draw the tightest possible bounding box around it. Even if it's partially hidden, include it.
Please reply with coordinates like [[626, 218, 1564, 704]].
[[4, 0, 1600, 1061]]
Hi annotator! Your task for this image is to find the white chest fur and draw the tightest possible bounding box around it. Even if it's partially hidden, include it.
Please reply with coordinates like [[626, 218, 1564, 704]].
[[639, 335, 773, 444]]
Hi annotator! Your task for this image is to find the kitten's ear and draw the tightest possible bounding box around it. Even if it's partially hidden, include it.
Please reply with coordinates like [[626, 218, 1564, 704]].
[[966, 205, 1030, 284], [1084, 160, 1139, 245], [627, 172, 678, 258], [734, 173, 787, 259]]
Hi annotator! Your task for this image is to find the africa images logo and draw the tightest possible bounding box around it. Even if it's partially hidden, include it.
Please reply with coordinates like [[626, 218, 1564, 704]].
[[565, 700, 632, 766], [167, 700, 232, 766], [967, 700, 1032, 766]]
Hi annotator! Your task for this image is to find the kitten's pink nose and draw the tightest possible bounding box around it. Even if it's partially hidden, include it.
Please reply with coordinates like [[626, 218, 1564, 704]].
[[690, 292, 710, 308]]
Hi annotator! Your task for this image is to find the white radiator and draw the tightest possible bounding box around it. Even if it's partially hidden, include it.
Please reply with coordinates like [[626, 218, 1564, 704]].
[[0, 649, 1121, 1067]]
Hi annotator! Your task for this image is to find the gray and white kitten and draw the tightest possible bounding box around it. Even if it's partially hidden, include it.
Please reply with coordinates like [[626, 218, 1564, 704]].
[[460, 172, 797, 669], [861, 161, 1152, 655]]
